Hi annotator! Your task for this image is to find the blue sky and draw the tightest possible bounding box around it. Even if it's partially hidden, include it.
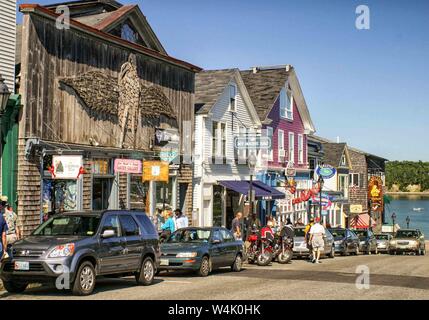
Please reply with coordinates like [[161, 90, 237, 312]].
[[17, 0, 429, 161]]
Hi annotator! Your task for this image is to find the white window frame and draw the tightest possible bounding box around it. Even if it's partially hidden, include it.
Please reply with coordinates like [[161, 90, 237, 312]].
[[267, 126, 273, 161], [279, 88, 286, 119], [212, 121, 227, 159], [228, 83, 237, 112], [278, 129, 285, 163], [288, 132, 295, 164], [341, 154, 347, 166], [298, 134, 304, 164], [349, 173, 360, 187]]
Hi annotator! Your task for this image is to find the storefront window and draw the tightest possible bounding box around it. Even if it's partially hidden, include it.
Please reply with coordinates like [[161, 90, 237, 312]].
[[42, 179, 78, 219], [155, 176, 176, 211], [130, 174, 149, 211]]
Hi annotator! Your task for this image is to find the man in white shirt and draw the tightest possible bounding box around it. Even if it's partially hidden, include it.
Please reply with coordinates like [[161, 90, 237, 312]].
[[174, 209, 188, 230], [309, 217, 326, 264]]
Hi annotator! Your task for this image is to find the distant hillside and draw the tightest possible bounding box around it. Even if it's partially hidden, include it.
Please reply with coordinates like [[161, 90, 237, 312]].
[[386, 161, 429, 192]]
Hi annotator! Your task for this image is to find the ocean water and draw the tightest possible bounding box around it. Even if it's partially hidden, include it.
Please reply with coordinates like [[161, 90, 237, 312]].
[[386, 195, 429, 236]]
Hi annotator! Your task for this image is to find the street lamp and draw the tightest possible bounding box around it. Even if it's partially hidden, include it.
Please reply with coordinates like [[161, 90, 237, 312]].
[[248, 153, 257, 217], [391, 212, 397, 234], [317, 175, 324, 219], [406, 216, 410, 229]]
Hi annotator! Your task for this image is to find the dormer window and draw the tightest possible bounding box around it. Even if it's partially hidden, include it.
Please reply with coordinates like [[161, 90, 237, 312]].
[[110, 20, 145, 46], [279, 87, 293, 120], [341, 154, 347, 166], [229, 84, 237, 112]]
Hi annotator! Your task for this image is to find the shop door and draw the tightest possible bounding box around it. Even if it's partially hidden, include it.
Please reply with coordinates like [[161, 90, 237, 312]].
[[93, 178, 114, 210], [225, 191, 240, 229]]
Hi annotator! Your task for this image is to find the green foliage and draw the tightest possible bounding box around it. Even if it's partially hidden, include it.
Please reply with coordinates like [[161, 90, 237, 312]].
[[385, 161, 429, 191]]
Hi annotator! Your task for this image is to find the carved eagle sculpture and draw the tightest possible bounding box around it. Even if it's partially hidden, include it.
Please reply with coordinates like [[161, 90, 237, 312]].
[[59, 55, 177, 149]]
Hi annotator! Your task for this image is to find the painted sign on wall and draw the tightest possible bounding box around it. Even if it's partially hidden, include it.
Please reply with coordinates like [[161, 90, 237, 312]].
[[114, 159, 142, 174], [142, 161, 169, 182], [52, 155, 83, 179]]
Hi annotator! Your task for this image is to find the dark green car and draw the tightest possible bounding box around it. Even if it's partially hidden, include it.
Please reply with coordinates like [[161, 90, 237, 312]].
[[159, 227, 244, 276]]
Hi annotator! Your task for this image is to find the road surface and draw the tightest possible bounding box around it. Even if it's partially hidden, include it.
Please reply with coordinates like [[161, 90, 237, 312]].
[[2, 252, 429, 300]]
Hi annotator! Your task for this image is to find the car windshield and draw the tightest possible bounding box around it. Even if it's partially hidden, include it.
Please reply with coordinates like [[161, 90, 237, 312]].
[[330, 229, 346, 239], [294, 228, 306, 237], [376, 234, 389, 240], [395, 230, 419, 239], [32, 215, 100, 237], [167, 229, 211, 243], [354, 230, 368, 239]]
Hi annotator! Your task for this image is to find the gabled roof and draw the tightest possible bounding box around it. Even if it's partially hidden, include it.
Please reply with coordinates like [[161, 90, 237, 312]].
[[19, 4, 201, 72], [321, 142, 348, 168], [240, 65, 316, 134], [195, 69, 236, 114], [194, 69, 261, 125], [44, 1, 166, 54]]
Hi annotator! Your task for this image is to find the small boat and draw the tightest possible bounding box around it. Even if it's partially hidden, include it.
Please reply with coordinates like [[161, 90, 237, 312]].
[[413, 208, 424, 212]]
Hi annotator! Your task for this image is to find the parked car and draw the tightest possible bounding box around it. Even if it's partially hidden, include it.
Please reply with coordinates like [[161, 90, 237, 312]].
[[328, 228, 360, 256], [375, 233, 392, 253], [389, 229, 426, 255], [353, 229, 378, 254], [292, 227, 335, 258], [159, 227, 244, 276], [0, 210, 160, 295]]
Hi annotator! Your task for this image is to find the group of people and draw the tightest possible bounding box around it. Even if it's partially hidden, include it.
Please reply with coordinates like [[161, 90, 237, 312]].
[[154, 208, 189, 240], [0, 196, 22, 260]]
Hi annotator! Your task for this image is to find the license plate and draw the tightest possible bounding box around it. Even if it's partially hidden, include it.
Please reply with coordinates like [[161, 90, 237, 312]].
[[14, 261, 30, 271], [160, 259, 169, 266]]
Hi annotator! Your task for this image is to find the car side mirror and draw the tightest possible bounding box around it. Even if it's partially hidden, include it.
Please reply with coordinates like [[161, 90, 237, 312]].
[[101, 229, 116, 239]]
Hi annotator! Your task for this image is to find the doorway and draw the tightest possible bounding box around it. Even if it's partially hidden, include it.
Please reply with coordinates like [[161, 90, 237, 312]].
[[93, 178, 113, 210]]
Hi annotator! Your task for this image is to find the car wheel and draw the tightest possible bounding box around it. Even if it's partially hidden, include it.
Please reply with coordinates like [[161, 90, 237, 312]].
[[231, 254, 243, 272], [197, 256, 211, 277], [2, 281, 28, 294], [329, 246, 335, 258], [72, 261, 96, 296], [136, 256, 155, 286], [354, 246, 360, 255]]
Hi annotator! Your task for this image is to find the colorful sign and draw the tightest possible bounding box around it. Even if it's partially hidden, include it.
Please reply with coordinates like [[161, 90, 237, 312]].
[[311, 193, 333, 210], [316, 165, 336, 179], [92, 159, 110, 175], [114, 159, 142, 174], [160, 150, 179, 163], [52, 155, 83, 179], [368, 176, 384, 212], [142, 161, 169, 182]]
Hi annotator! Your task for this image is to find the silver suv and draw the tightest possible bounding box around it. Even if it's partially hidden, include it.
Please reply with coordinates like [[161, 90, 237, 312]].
[[0, 210, 160, 295]]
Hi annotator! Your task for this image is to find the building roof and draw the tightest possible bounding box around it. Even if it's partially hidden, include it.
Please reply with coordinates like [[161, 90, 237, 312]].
[[19, 4, 201, 72], [240, 67, 289, 121], [321, 142, 347, 167], [194, 69, 236, 114]]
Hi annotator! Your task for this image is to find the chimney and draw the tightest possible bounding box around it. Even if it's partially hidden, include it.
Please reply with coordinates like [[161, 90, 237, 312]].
[[285, 64, 292, 72], [252, 67, 258, 74], [336, 136, 340, 143]]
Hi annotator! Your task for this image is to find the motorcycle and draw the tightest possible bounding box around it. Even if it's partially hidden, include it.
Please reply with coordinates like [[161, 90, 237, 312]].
[[246, 226, 276, 266], [273, 233, 293, 264]]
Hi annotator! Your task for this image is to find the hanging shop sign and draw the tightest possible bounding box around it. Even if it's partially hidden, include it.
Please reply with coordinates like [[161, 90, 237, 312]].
[[142, 161, 169, 182], [234, 135, 271, 149], [311, 193, 333, 210], [92, 159, 110, 175], [51, 155, 83, 179], [160, 150, 179, 163], [155, 128, 180, 146], [316, 165, 336, 179], [285, 168, 296, 177], [114, 159, 142, 174], [368, 176, 384, 212], [350, 204, 363, 214]]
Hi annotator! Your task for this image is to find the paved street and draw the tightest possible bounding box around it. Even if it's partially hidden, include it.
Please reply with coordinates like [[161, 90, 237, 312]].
[[2, 252, 429, 300]]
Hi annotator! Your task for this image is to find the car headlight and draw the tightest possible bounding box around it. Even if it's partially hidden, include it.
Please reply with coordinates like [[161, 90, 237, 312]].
[[389, 240, 396, 246], [48, 243, 75, 258], [176, 252, 198, 258], [409, 240, 418, 247]]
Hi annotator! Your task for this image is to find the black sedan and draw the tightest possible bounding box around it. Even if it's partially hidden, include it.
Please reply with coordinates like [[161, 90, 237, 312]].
[[159, 227, 244, 277], [328, 228, 360, 256]]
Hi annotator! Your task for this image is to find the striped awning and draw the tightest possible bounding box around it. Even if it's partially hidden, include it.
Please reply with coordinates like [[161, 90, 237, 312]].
[[350, 213, 376, 229]]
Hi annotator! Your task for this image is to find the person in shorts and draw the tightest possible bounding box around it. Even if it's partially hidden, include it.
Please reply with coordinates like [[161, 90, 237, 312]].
[[309, 217, 325, 264]]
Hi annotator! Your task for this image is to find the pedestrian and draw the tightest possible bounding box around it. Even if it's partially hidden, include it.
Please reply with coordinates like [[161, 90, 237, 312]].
[[174, 209, 188, 230], [231, 212, 243, 240], [246, 213, 261, 234], [3, 204, 21, 246], [155, 208, 165, 232], [160, 210, 175, 241], [304, 217, 315, 261], [309, 217, 326, 264], [0, 210, 8, 261], [295, 218, 304, 227]]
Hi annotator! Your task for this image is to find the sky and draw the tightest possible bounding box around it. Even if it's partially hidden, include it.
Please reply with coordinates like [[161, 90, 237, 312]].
[[16, 0, 429, 161]]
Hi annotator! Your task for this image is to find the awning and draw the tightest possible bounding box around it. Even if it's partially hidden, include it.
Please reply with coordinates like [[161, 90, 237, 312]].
[[350, 214, 376, 229], [218, 180, 285, 200]]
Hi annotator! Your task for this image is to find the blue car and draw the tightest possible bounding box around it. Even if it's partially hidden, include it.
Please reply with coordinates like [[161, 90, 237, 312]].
[[159, 227, 244, 276]]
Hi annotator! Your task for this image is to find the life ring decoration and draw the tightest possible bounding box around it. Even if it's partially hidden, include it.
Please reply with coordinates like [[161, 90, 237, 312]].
[[316, 165, 336, 179]]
